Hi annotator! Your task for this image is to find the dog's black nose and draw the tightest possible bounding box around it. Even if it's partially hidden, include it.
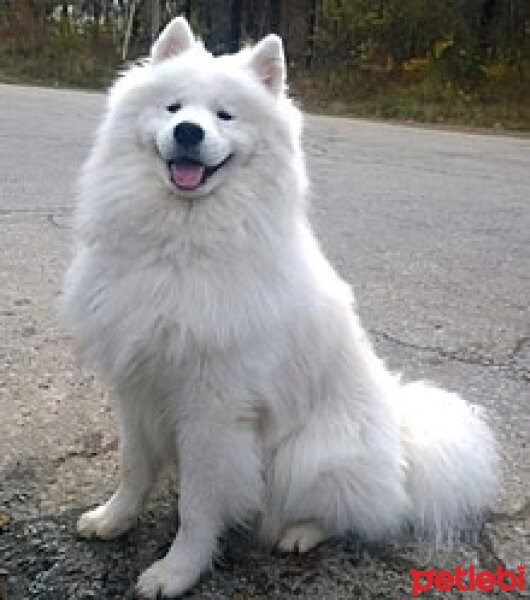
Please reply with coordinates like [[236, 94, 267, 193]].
[[173, 121, 205, 147]]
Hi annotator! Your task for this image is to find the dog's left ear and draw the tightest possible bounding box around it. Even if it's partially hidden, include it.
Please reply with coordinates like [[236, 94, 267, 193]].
[[151, 16, 194, 63], [248, 34, 285, 96]]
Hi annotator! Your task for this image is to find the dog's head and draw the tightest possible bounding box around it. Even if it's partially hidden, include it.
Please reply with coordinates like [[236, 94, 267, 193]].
[[105, 17, 302, 201]]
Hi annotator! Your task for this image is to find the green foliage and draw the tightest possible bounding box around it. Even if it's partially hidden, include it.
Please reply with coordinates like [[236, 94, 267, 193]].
[[293, 0, 529, 128], [314, 0, 528, 77], [0, 0, 527, 129], [0, 0, 120, 87]]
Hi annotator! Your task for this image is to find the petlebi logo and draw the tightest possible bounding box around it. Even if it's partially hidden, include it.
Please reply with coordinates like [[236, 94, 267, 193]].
[[410, 564, 525, 596]]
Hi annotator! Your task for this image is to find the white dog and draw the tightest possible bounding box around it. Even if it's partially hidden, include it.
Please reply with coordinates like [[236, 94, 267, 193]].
[[62, 17, 498, 598]]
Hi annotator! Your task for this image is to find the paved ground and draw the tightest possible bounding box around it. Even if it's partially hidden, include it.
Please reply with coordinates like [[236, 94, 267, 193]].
[[0, 83, 528, 599]]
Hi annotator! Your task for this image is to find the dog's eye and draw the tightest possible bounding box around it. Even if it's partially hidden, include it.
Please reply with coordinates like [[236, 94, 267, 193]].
[[166, 102, 182, 114], [217, 109, 234, 121]]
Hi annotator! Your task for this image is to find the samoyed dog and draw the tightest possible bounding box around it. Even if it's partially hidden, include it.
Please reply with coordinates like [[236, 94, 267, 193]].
[[63, 16, 498, 598]]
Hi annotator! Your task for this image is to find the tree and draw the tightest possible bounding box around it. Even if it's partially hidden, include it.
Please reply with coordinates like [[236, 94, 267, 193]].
[[269, 0, 281, 34], [306, 0, 317, 67], [151, 0, 160, 43], [229, 0, 242, 52]]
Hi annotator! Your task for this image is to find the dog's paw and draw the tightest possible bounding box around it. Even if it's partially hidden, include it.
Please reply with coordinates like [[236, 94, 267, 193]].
[[77, 503, 136, 540], [136, 558, 200, 599], [277, 521, 327, 553]]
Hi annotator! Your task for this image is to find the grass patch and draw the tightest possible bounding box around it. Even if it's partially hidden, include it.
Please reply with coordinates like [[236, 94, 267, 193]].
[[291, 66, 529, 131]]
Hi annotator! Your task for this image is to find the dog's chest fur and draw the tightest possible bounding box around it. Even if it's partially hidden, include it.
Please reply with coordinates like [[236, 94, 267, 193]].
[[72, 225, 302, 401]]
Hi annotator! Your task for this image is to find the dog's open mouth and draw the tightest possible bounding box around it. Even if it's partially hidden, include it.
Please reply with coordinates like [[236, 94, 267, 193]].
[[168, 155, 232, 191]]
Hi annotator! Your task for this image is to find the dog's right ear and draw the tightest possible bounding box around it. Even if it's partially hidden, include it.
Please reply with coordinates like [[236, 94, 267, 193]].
[[151, 16, 194, 63]]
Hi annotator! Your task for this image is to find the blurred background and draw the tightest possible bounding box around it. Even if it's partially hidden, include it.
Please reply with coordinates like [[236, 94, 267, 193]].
[[0, 0, 528, 129]]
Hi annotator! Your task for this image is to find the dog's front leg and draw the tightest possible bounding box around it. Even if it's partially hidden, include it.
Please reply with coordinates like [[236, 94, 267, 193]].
[[136, 411, 263, 599], [77, 395, 158, 539]]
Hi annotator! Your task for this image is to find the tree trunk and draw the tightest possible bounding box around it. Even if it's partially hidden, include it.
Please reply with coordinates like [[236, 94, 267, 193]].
[[184, 0, 192, 22], [205, 0, 213, 34], [244, 0, 258, 41], [122, 0, 138, 60], [229, 0, 243, 52], [151, 0, 160, 43], [306, 0, 316, 67], [478, 0, 500, 60], [269, 0, 281, 34], [93, 0, 101, 39]]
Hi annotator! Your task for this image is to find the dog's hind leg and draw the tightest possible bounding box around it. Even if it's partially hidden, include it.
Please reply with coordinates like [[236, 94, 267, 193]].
[[261, 403, 409, 551], [77, 393, 159, 539], [277, 521, 328, 553]]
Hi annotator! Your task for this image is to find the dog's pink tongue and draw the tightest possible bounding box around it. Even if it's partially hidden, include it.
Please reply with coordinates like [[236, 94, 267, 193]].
[[170, 163, 205, 190]]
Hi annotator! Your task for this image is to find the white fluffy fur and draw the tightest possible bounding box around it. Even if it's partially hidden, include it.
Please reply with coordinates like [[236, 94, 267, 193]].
[[63, 18, 499, 598]]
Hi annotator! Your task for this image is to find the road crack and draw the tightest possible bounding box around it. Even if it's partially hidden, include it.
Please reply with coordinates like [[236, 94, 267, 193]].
[[370, 328, 529, 381], [0, 207, 71, 215], [490, 500, 530, 523], [52, 434, 118, 467]]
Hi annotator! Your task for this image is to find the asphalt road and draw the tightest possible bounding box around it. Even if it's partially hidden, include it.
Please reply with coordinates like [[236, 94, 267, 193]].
[[0, 83, 528, 599]]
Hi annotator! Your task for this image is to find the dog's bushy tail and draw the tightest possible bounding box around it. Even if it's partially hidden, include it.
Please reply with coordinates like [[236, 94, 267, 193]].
[[399, 381, 499, 542]]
